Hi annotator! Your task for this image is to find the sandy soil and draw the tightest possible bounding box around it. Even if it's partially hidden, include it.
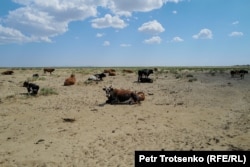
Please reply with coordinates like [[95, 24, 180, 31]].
[[0, 67, 249, 166]]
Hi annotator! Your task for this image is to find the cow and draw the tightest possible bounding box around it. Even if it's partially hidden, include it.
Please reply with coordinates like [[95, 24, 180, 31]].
[[104, 69, 116, 73], [1, 70, 14, 75], [43, 68, 55, 74], [88, 73, 106, 81], [138, 69, 153, 82], [64, 74, 76, 86], [108, 71, 116, 76], [103, 86, 144, 105], [230, 70, 248, 79], [33, 73, 39, 77], [122, 69, 134, 73], [23, 81, 39, 95]]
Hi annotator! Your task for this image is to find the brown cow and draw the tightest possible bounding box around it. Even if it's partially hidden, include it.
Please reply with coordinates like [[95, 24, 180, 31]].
[[122, 69, 134, 73], [44, 68, 55, 74], [136, 91, 145, 101], [104, 69, 116, 73], [64, 74, 76, 86], [1, 70, 14, 75], [108, 71, 116, 76], [103, 86, 144, 104]]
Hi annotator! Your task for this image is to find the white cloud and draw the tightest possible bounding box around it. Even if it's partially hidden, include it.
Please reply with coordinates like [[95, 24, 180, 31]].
[[172, 10, 177, 14], [229, 31, 243, 37], [0, 25, 29, 44], [103, 40, 110, 46], [138, 20, 165, 34], [91, 14, 127, 29], [0, 0, 183, 44], [143, 36, 162, 44], [192, 28, 213, 39], [1, 0, 98, 43], [232, 21, 239, 25], [106, 0, 181, 16], [96, 33, 105, 37], [120, 43, 131, 47], [172, 36, 183, 42]]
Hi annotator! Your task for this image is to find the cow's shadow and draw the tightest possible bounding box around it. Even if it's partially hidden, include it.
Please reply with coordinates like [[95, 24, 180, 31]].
[[19, 92, 38, 96], [134, 78, 154, 83]]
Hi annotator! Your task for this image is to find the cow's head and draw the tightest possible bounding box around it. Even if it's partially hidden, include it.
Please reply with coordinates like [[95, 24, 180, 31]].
[[103, 85, 114, 98], [100, 73, 106, 78], [149, 69, 154, 74], [23, 81, 29, 88]]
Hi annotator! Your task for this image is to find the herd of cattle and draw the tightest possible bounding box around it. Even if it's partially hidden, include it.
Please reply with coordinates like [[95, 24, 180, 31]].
[[1, 68, 248, 105]]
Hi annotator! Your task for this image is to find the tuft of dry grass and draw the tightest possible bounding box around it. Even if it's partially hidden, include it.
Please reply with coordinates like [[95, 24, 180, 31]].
[[40, 87, 58, 96]]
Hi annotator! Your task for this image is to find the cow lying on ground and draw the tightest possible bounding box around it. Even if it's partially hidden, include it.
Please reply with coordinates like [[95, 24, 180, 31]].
[[23, 81, 39, 95], [122, 69, 134, 73], [33, 74, 39, 77], [138, 69, 153, 82], [2, 70, 14, 75], [230, 70, 248, 79], [108, 71, 116, 76], [44, 68, 55, 74], [103, 86, 144, 104], [64, 74, 76, 86], [88, 73, 106, 81], [104, 69, 116, 73]]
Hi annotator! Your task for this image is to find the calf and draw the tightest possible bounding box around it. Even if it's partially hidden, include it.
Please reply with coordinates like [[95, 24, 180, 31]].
[[2, 70, 14, 75], [103, 86, 143, 105], [44, 68, 55, 74], [64, 74, 76, 86], [138, 69, 153, 82], [88, 73, 106, 81], [23, 81, 39, 95]]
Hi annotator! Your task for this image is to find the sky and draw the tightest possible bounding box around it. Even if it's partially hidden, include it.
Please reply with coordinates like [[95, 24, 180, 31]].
[[0, 0, 249, 67]]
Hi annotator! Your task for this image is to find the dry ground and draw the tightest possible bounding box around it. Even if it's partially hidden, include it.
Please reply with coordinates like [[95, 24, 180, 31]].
[[0, 67, 249, 166]]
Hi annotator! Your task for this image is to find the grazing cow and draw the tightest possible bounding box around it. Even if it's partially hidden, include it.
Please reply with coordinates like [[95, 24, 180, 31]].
[[88, 73, 106, 81], [64, 74, 76, 86], [138, 69, 153, 82], [23, 81, 39, 95], [122, 69, 134, 73], [1, 70, 14, 75], [103, 86, 143, 105], [33, 73, 39, 77], [230, 70, 248, 79], [43, 68, 55, 74]]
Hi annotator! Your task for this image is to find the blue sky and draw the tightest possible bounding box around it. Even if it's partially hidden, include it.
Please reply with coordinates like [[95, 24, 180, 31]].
[[0, 0, 249, 67]]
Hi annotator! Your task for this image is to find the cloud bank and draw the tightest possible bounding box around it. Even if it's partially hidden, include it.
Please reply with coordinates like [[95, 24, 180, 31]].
[[0, 0, 181, 44]]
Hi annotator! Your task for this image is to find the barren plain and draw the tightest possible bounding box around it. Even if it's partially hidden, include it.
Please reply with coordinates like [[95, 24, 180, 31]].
[[0, 67, 249, 166]]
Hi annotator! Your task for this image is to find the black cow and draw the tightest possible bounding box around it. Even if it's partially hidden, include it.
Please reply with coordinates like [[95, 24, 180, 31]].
[[33, 73, 39, 77], [230, 70, 248, 79], [88, 73, 106, 81], [94, 73, 106, 81], [138, 69, 153, 82], [23, 81, 39, 95]]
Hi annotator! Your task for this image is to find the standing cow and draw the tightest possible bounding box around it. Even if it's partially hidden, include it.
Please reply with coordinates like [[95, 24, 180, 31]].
[[44, 68, 55, 74]]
